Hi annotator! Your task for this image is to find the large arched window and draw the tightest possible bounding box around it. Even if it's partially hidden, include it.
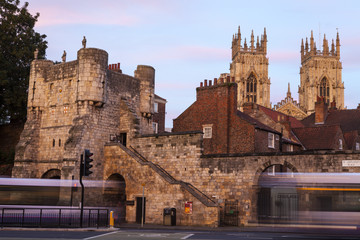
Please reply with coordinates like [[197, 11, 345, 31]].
[[246, 73, 257, 103], [319, 77, 330, 103]]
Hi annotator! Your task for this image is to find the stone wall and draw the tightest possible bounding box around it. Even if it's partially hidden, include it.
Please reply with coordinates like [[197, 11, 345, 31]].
[[103, 143, 218, 227], [133, 133, 360, 225]]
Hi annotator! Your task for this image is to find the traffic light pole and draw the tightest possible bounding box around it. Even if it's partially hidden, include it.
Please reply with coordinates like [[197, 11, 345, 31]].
[[80, 154, 84, 228]]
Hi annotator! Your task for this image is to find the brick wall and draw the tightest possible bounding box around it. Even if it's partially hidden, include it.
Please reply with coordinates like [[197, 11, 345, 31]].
[[153, 96, 166, 133], [173, 80, 257, 154]]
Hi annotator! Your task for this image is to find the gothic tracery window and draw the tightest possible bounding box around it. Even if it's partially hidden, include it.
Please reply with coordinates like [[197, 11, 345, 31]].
[[246, 73, 257, 103], [319, 77, 330, 103]]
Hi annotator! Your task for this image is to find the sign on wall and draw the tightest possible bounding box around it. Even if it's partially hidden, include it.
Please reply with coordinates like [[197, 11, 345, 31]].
[[185, 201, 192, 214], [342, 160, 360, 167]]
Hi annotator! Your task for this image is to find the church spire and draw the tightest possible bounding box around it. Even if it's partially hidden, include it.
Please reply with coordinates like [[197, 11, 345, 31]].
[[310, 30, 315, 54], [287, 82, 291, 98], [323, 34, 329, 55], [336, 30, 340, 59], [250, 30, 255, 51], [263, 27, 267, 53], [301, 39, 304, 53], [331, 39, 335, 55]]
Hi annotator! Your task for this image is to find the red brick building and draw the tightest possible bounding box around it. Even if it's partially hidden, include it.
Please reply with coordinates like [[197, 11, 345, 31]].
[[153, 94, 167, 133], [297, 98, 360, 151], [173, 77, 281, 155], [243, 103, 303, 152]]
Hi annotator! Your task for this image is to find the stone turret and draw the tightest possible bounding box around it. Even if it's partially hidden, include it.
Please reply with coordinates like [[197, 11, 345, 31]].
[[134, 65, 155, 134], [77, 48, 108, 108]]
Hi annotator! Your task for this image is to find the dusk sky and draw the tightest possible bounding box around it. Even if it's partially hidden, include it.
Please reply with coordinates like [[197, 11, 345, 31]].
[[27, 0, 360, 128]]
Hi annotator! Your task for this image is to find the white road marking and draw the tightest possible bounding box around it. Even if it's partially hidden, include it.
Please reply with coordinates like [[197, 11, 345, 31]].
[[83, 231, 120, 240], [181, 234, 194, 239]]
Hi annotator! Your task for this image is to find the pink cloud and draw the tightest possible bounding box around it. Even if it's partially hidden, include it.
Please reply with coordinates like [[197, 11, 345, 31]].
[[28, 0, 179, 27], [32, 5, 139, 27]]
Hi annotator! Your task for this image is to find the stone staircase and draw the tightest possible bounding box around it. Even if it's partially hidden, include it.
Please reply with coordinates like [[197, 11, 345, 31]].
[[118, 144, 217, 207]]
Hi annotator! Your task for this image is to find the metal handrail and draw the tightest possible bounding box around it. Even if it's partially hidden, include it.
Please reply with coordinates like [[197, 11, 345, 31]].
[[0, 207, 109, 228]]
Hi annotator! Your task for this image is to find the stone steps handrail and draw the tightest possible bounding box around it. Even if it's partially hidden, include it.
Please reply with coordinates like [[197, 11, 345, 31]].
[[117, 144, 217, 207]]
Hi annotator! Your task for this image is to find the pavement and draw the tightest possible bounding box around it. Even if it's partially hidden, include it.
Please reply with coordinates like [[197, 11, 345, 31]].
[[1, 222, 360, 235]]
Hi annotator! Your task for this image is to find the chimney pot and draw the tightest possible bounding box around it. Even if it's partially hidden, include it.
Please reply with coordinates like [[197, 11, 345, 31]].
[[204, 79, 208, 87]]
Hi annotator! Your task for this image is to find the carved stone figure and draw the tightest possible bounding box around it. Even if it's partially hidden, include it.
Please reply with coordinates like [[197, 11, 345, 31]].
[[82, 36, 87, 48], [62, 50, 66, 62]]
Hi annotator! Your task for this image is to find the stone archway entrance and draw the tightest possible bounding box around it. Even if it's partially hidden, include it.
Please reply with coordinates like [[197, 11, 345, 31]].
[[41, 169, 61, 205], [257, 164, 297, 223], [104, 173, 126, 224], [41, 169, 61, 179]]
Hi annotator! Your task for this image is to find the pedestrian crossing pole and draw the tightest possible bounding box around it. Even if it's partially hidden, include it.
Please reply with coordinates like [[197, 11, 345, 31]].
[[141, 183, 145, 227]]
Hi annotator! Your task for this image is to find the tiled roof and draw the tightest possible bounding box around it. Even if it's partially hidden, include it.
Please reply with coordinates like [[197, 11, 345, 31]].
[[292, 125, 342, 150], [154, 94, 167, 102], [302, 109, 360, 133], [237, 111, 281, 134], [258, 105, 304, 128], [344, 130, 358, 149]]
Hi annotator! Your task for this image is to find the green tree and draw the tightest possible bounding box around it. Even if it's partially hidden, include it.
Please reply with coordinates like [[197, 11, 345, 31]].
[[0, 0, 47, 124]]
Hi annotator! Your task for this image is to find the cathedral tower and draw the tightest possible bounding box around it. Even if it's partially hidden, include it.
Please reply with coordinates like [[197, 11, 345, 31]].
[[230, 27, 270, 110], [299, 31, 344, 114]]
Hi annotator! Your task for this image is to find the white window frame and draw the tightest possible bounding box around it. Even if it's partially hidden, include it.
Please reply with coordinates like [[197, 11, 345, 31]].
[[268, 132, 275, 148], [152, 122, 158, 134], [154, 102, 158, 113], [203, 124, 213, 139], [287, 144, 293, 152], [356, 142, 360, 151], [339, 139, 343, 150]]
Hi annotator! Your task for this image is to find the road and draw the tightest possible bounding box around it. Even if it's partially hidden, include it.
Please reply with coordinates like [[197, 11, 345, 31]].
[[1, 229, 360, 240]]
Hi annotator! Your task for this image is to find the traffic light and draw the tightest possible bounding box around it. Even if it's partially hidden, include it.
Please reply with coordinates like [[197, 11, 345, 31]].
[[83, 149, 93, 176]]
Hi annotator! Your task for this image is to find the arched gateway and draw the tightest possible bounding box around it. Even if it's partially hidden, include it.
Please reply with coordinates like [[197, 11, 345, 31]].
[[104, 173, 126, 223], [257, 164, 298, 223]]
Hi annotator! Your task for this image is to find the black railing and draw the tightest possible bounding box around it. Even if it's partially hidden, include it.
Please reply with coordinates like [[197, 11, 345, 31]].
[[0, 207, 109, 228]]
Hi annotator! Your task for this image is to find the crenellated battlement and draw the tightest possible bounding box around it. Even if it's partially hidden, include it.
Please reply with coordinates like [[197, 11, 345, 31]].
[[231, 26, 267, 61], [14, 42, 158, 181], [301, 30, 340, 63]]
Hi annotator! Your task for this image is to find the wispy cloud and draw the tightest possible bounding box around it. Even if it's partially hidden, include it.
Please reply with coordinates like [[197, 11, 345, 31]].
[[28, 0, 180, 27]]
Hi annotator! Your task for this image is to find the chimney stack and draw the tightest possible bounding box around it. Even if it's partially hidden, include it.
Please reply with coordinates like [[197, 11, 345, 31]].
[[315, 96, 328, 124]]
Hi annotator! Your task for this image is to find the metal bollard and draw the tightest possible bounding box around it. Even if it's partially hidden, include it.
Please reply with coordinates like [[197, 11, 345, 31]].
[[109, 211, 114, 228]]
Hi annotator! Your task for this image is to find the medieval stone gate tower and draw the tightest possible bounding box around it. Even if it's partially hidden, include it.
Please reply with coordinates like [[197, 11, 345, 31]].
[[13, 45, 156, 182], [299, 31, 344, 114], [230, 27, 271, 110]]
